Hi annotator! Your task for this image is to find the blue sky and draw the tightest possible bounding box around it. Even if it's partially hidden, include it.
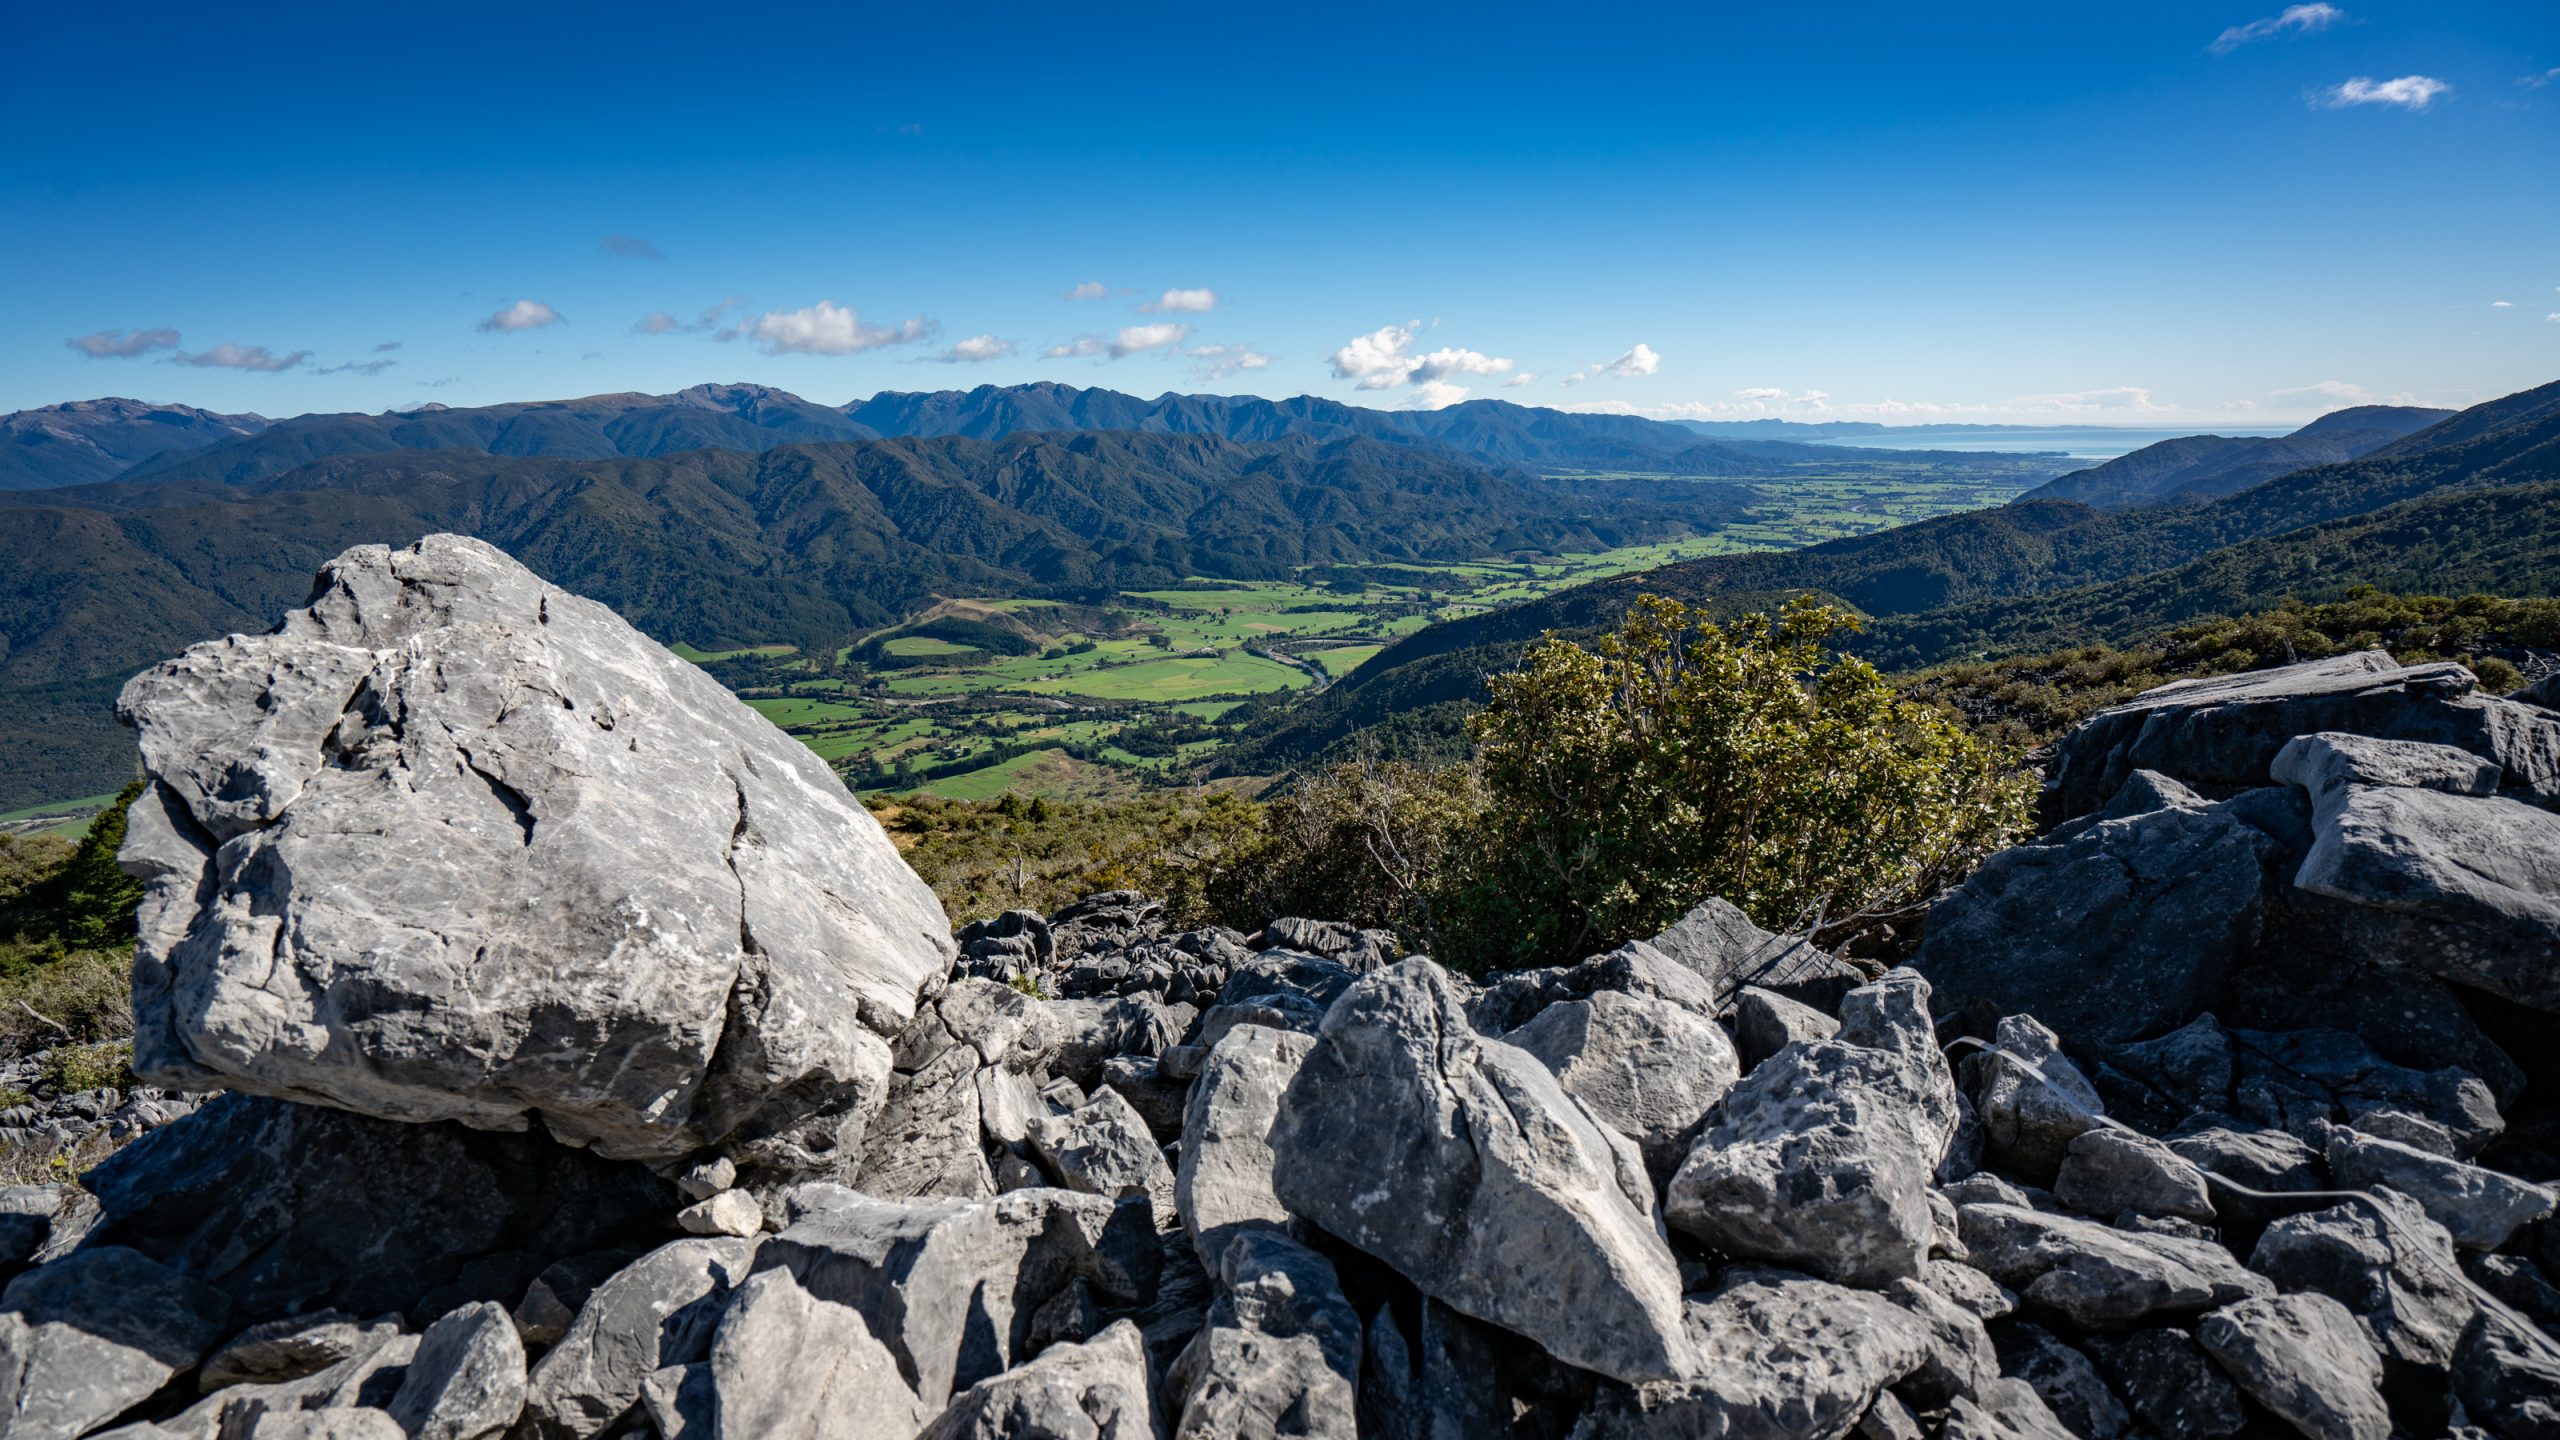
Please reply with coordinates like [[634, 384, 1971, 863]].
[[5, 1, 2554, 426]]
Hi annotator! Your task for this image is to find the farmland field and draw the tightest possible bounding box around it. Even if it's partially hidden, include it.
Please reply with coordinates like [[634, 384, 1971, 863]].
[[684, 467, 2046, 803]]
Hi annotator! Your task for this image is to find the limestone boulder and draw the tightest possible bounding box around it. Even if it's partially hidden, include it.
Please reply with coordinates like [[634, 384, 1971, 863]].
[[1268, 960, 1693, 1385], [115, 534, 952, 1168]]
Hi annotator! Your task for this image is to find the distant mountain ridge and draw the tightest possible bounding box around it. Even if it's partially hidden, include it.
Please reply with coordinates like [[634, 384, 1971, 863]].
[[1211, 378, 2560, 775], [2, 381, 2083, 493], [2013, 404, 2450, 510], [0, 430, 1755, 810], [0, 397, 271, 490]]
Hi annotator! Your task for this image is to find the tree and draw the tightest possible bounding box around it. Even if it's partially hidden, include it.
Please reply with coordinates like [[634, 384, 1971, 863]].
[[1438, 595, 2031, 971]]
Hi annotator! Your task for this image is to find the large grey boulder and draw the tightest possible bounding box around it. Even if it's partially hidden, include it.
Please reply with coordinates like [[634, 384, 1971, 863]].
[[1027, 1086, 1174, 1210], [2079, 1328, 2247, 1440], [719, 1185, 1137, 1416], [2195, 1293, 2391, 1440], [2324, 1127, 2556, 1251], [1507, 988, 1740, 1178], [1167, 1232, 1362, 1440], [2276, 731, 2560, 1011], [1464, 939, 1721, 1037], [386, 1301, 525, 1440], [1359, 1298, 1529, 1440], [1913, 801, 2273, 1045], [1641, 897, 1859, 1003], [2042, 652, 2560, 821], [80, 1092, 669, 1326], [115, 534, 951, 1168], [1956, 1203, 2270, 1326], [201, 1312, 401, 1392], [521, 1237, 757, 1439], [2451, 1311, 2560, 1440], [2054, 1128, 2215, 1223], [1175, 1024, 1313, 1270], [855, 979, 1056, 1202], [2250, 1191, 2476, 1375], [1568, 1269, 1939, 1438], [1267, 960, 1694, 1385], [1664, 974, 1955, 1287], [1964, 1015, 2105, 1185], [0, 1246, 233, 1440], [1993, 1324, 2131, 1440], [703, 1263, 930, 1440], [920, 1319, 1159, 1440]]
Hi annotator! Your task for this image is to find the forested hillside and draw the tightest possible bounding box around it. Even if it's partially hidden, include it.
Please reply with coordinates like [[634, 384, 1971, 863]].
[[1212, 380, 2560, 774], [0, 432, 1752, 810]]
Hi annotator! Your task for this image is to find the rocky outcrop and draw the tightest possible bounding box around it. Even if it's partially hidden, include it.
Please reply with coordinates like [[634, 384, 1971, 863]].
[[18, 549, 2560, 1440], [115, 535, 952, 1169]]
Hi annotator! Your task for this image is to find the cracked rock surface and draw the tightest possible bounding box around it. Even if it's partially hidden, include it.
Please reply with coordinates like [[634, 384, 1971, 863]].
[[114, 535, 952, 1169]]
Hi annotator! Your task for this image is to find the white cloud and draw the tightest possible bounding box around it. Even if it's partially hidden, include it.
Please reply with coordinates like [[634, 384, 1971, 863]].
[[2518, 67, 2560, 89], [1502, 373, 1537, 388], [1186, 343, 1271, 380], [744, 300, 934, 356], [932, 334, 1016, 363], [479, 300, 564, 333], [2210, 3, 2343, 54], [1329, 323, 1424, 389], [313, 357, 399, 376], [600, 234, 662, 260], [1566, 344, 1661, 384], [2494, 300, 2515, 307], [1409, 347, 1514, 383], [1139, 288, 1218, 314], [1064, 281, 1109, 301], [173, 342, 310, 372], [1735, 386, 1787, 401], [2316, 75, 2450, 110], [65, 327, 179, 358], [1595, 343, 1659, 378], [1408, 380, 1473, 410], [1326, 322, 1514, 393], [635, 312, 680, 335], [1110, 322, 1189, 357], [2548, 313, 2560, 323], [1045, 336, 1107, 359]]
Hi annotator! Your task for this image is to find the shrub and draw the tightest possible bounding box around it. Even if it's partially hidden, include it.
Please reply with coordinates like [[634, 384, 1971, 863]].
[[1436, 595, 2033, 971], [37, 1041, 133, 1096], [1208, 758, 1486, 946]]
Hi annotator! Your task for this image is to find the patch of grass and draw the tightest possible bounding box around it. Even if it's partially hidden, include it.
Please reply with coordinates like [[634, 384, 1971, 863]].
[[37, 1041, 132, 1095]]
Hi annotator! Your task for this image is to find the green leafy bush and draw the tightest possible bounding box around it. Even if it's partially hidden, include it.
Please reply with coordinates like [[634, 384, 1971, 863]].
[[1436, 596, 2033, 971]]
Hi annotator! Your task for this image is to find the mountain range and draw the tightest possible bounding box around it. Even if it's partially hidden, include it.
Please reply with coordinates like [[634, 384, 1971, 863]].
[[1, 382, 2077, 494], [0, 397, 271, 490], [1215, 379, 2560, 775], [2013, 404, 2451, 510], [0, 431, 1754, 809]]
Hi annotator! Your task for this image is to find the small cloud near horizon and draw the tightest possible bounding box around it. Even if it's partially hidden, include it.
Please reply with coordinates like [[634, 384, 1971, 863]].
[[745, 300, 935, 356], [1139, 288, 1218, 314], [66, 327, 180, 359], [2209, 3, 2343, 54], [2314, 75, 2449, 110], [1186, 342, 1271, 380], [1064, 281, 1109, 301], [173, 342, 310, 372], [931, 334, 1016, 363], [1564, 343, 1661, 385], [600, 234, 663, 261], [314, 357, 399, 376], [1327, 322, 1514, 406], [480, 300, 565, 333]]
